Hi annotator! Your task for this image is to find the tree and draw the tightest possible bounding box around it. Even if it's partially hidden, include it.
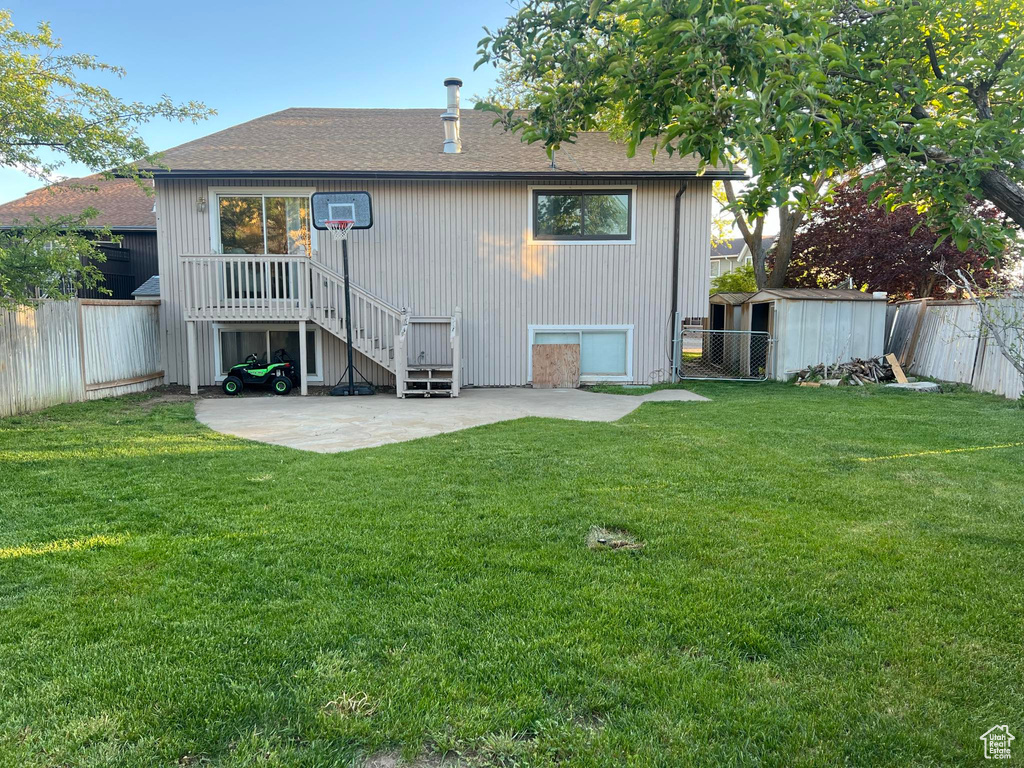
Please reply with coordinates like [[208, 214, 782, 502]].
[[475, 0, 1022, 277], [476, 0, 855, 289], [710, 263, 757, 294], [829, 0, 1024, 249], [787, 182, 1000, 298], [0, 12, 212, 310]]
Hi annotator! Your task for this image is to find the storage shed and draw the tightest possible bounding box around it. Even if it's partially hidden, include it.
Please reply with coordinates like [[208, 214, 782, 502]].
[[709, 289, 888, 380]]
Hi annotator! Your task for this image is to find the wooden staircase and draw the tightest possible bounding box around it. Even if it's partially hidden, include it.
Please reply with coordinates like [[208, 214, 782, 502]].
[[306, 260, 462, 397], [180, 254, 461, 398]]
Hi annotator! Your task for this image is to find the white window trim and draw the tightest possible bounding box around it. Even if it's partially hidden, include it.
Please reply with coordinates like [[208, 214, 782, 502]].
[[212, 322, 324, 382], [208, 186, 318, 255], [527, 324, 634, 382], [526, 184, 638, 246]]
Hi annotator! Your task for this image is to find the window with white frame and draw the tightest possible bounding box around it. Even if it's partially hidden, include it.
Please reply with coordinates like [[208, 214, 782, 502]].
[[214, 324, 321, 380], [214, 192, 312, 255], [529, 325, 633, 381]]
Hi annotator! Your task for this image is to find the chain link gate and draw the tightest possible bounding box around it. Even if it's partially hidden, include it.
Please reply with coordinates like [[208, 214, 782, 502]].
[[672, 324, 774, 381]]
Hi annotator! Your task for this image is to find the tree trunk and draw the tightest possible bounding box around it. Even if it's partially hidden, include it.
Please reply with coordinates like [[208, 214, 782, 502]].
[[765, 204, 800, 290], [979, 168, 1024, 229]]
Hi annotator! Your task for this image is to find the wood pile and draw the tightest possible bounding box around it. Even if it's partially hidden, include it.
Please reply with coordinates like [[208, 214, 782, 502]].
[[795, 357, 896, 386]]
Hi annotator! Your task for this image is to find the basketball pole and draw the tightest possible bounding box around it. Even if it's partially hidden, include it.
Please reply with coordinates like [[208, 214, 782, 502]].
[[331, 236, 375, 396], [342, 238, 356, 393]]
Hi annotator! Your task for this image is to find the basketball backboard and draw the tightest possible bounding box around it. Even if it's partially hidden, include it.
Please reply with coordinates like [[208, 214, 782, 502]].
[[311, 191, 373, 230]]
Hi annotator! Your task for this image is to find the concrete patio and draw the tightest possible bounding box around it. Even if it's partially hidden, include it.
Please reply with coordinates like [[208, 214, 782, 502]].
[[195, 387, 708, 452]]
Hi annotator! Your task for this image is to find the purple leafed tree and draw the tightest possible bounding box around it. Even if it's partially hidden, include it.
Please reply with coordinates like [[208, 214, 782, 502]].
[[785, 183, 1000, 299]]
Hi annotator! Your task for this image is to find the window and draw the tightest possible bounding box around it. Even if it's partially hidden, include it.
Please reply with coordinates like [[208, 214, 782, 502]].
[[215, 324, 321, 381], [529, 325, 633, 381], [215, 193, 312, 255], [532, 189, 632, 242]]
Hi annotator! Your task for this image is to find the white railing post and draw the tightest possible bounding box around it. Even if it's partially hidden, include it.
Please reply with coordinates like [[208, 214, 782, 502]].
[[450, 306, 462, 397], [395, 309, 409, 398]]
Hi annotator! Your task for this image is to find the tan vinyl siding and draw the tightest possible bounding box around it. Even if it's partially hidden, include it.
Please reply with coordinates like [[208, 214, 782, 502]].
[[157, 177, 712, 387]]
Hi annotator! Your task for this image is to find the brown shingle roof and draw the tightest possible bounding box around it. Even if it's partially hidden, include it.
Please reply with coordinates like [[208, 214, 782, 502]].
[[148, 108, 747, 179], [0, 175, 155, 229]]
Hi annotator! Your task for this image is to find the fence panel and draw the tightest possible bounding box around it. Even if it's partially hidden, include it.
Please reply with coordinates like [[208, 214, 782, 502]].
[[80, 300, 163, 398], [887, 298, 1023, 400], [0, 299, 162, 418], [0, 301, 85, 417]]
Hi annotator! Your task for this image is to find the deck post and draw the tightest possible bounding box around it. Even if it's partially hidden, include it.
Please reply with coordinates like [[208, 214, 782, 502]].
[[451, 306, 462, 397], [186, 320, 199, 395], [298, 319, 308, 396]]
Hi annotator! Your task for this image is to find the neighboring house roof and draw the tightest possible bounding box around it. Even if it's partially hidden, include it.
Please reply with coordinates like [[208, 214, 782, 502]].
[[750, 288, 885, 302], [0, 175, 156, 230], [132, 275, 160, 297], [711, 235, 778, 260], [711, 237, 746, 258], [145, 108, 747, 180]]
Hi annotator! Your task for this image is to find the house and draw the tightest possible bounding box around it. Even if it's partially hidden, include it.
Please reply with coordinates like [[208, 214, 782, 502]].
[[149, 79, 745, 396], [0, 175, 158, 300], [707, 288, 888, 379], [710, 235, 777, 278]]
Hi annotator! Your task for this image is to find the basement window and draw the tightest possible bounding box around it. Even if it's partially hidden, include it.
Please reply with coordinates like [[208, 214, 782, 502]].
[[532, 189, 633, 242], [528, 325, 633, 381]]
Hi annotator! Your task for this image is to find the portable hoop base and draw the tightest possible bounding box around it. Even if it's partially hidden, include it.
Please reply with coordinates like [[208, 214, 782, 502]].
[[330, 381, 375, 396]]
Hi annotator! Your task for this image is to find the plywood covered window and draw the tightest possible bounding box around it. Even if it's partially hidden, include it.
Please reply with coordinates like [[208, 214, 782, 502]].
[[532, 189, 632, 241], [529, 325, 633, 381]]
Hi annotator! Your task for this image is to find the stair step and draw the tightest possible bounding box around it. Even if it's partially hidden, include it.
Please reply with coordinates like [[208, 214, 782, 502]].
[[406, 368, 452, 379], [402, 389, 454, 397]]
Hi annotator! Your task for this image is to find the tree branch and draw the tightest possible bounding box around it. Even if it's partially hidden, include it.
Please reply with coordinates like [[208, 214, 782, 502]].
[[925, 36, 944, 80]]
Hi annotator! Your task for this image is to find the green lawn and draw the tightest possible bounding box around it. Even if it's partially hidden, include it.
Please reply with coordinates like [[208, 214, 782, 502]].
[[1, 383, 1022, 767]]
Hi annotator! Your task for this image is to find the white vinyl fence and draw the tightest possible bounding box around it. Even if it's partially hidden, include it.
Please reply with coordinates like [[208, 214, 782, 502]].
[[0, 299, 163, 418], [887, 298, 1023, 400]]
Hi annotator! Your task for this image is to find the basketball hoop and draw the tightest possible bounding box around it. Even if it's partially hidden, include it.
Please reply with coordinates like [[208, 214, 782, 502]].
[[325, 220, 354, 242]]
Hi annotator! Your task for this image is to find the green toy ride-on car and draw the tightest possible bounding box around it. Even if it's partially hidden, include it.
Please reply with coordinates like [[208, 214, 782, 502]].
[[221, 349, 300, 396]]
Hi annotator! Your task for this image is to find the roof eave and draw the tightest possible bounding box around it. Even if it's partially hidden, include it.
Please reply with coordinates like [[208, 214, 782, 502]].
[[144, 168, 749, 181], [0, 224, 155, 232]]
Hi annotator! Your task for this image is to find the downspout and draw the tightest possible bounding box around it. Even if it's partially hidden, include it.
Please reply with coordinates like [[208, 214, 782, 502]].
[[669, 182, 688, 376]]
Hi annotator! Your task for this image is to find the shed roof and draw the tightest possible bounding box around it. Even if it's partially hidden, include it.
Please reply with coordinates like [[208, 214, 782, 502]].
[[710, 292, 756, 305], [145, 108, 748, 180], [749, 289, 885, 303], [132, 275, 160, 297], [0, 175, 155, 229]]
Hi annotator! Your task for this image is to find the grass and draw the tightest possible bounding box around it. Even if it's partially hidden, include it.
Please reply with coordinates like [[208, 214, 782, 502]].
[[1, 383, 1023, 767]]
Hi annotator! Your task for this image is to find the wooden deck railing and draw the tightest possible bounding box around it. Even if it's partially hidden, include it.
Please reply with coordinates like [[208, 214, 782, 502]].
[[308, 261, 403, 372], [182, 255, 311, 321]]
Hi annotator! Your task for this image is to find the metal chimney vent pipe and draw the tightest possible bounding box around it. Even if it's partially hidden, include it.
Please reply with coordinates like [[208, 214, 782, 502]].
[[442, 77, 463, 153]]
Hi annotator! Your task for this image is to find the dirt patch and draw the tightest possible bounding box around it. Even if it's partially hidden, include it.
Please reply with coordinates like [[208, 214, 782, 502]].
[[361, 752, 465, 768], [586, 525, 646, 551], [137, 384, 347, 410]]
